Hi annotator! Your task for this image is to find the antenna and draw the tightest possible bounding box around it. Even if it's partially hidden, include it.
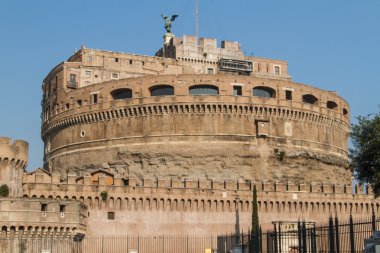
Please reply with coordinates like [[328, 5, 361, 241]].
[[196, 0, 199, 43]]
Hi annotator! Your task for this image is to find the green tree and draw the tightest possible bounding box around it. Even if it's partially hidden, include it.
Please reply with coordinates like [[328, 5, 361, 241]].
[[0, 184, 9, 197], [100, 191, 108, 201], [250, 185, 261, 253], [350, 111, 380, 197]]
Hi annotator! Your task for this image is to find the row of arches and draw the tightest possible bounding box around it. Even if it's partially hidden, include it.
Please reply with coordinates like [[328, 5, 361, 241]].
[[24, 194, 379, 215], [1, 225, 77, 239], [110, 85, 347, 114], [0, 157, 27, 169]]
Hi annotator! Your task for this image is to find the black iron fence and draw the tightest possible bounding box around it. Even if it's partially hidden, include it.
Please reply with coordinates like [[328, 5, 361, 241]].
[[0, 214, 378, 253], [218, 214, 380, 253]]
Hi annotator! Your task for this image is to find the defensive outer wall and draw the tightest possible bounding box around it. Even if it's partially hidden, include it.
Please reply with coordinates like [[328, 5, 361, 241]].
[[23, 171, 379, 236]]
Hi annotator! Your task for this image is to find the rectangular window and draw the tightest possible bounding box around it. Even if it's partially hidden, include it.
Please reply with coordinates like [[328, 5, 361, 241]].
[[59, 204, 66, 213], [84, 69, 92, 77], [115, 58, 119, 62], [274, 65, 281, 76], [233, 86, 242, 96], [41, 203, 48, 212], [70, 74, 76, 82], [92, 94, 98, 104], [108, 212, 115, 220], [129, 60, 133, 64], [111, 73, 119, 80], [207, 68, 214, 74], [286, 90, 292, 100]]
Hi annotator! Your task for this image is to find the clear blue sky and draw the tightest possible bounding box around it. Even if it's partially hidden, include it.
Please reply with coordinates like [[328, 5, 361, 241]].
[[0, 1, 379, 171]]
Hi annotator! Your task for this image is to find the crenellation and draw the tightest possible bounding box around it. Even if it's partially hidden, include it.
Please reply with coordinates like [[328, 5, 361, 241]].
[[274, 182, 286, 192]]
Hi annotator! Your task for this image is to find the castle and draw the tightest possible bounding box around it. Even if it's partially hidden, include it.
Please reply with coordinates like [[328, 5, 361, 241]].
[[0, 33, 378, 241]]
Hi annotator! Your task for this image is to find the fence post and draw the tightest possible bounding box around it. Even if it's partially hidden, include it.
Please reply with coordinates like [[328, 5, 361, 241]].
[[349, 214, 355, 253], [311, 226, 316, 253], [278, 223, 282, 253], [335, 216, 340, 253], [302, 221, 307, 253], [329, 216, 335, 253], [372, 209, 376, 232], [297, 221, 302, 253], [274, 224, 278, 253], [260, 227, 263, 253]]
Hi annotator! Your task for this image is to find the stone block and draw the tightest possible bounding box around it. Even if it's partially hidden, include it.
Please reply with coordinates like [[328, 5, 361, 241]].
[[52, 173, 60, 184]]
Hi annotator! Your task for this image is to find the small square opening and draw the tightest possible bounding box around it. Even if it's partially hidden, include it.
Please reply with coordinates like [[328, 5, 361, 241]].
[[41, 203, 48, 212], [108, 212, 115, 220], [59, 204, 66, 213]]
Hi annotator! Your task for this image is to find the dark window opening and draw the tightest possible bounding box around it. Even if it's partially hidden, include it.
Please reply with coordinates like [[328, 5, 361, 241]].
[[108, 212, 115, 220], [343, 108, 348, 115], [115, 58, 119, 62], [327, 101, 338, 110], [253, 86, 276, 98], [189, 85, 219, 95], [233, 86, 242, 96], [41, 203, 48, 212], [65, 103, 70, 110], [274, 66, 281, 75], [92, 94, 98, 104], [67, 74, 77, 88], [150, 85, 174, 96], [111, 88, 133, 100], [129, 60, 133, 64], [59, 205, 66, 213], [286, 90, 292, 100], [142, 61, 145, 66], [70, 74, 76, 82], [302, 94, 318, 105], [123, 179, 129, 186], [77, 100, 82, 107], [207, 68, 214, 74]]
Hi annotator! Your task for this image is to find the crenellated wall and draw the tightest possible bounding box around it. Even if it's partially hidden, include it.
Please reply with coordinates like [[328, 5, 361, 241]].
[[22, 172, 379, 236], [0, 137, 28, 197]]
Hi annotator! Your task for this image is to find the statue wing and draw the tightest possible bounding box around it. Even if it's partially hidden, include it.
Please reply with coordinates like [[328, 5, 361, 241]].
[[171, 15, 179, 22]]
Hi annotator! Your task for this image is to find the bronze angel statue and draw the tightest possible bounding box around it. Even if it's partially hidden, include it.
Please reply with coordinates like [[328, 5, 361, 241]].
[[161, 14, 179, 33]]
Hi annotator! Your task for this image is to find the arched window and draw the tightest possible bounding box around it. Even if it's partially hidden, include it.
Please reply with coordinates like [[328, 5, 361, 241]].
[[252, 86, 276, 98], [327, 101, 338, 110], [150, 85, 174, 96], [189, 85, 219, 95], [343, 108, 348, 115], [302, 94, 318, 105], [111, 88, 132, 100]]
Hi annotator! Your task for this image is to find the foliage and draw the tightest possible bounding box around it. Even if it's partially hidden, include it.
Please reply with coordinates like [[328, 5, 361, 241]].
[[250, 185, 261, 253], [100, 191, 108, 201], [350, 111, 380, 197], [0, 184, 9, 197]]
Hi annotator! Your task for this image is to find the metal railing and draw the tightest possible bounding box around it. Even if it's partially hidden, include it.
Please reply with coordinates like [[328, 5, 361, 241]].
[[0, 214, 378, 253]]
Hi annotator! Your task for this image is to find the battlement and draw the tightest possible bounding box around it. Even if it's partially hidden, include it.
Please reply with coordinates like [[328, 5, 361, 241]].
[[0, 137, 28, 165], [23, 170, 371, 196]]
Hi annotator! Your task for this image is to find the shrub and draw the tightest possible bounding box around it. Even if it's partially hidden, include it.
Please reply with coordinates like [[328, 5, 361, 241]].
[[0, 184, 9, 197], [100, 191, 108, 201]]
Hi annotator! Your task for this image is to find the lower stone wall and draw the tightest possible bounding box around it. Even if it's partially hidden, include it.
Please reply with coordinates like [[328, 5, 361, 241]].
[[22, 178, 379, 236]]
